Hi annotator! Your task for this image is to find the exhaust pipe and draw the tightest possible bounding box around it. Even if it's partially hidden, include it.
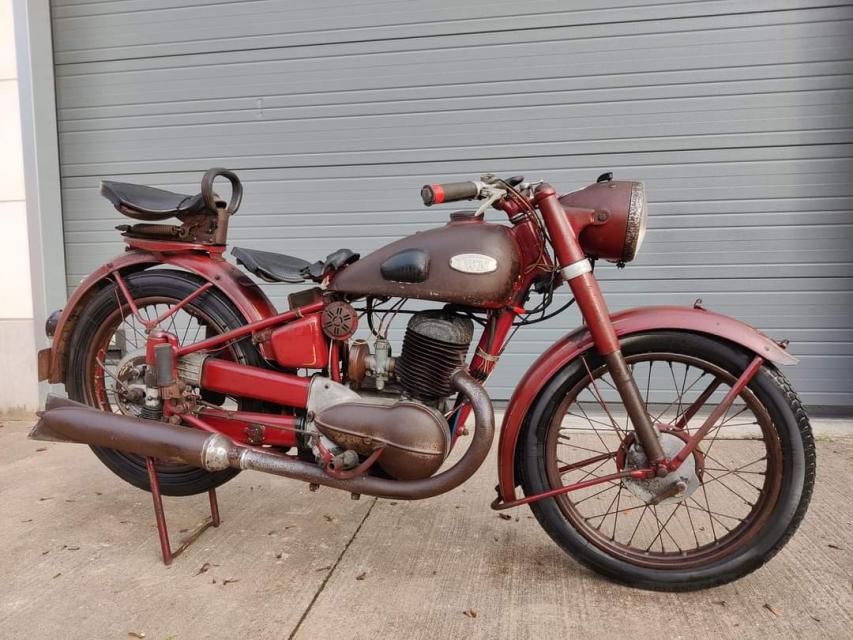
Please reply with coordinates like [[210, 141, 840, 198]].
[[30, 370, 494, 500]]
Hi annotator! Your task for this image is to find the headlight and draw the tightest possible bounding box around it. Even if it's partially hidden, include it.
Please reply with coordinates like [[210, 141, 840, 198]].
[[622, 181, 648, 263], [558, 179, 648, 265]]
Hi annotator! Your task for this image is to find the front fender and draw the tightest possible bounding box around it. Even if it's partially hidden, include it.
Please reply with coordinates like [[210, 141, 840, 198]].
[[41, 250, 278, 383], [496, 305, 796, 502]]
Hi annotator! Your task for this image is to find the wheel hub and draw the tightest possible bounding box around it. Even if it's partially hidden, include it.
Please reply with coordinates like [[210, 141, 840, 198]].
[[113, 349, 154, 418], [621, 430, 703, 505]]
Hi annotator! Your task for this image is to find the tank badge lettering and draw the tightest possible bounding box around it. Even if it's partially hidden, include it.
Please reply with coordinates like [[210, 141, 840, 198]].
[[449, 254, 497, 274]]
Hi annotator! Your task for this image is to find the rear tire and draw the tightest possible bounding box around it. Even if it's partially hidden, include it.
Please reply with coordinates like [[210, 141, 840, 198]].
[[66, 270, 267, 496], [519, 331, 815, 590]]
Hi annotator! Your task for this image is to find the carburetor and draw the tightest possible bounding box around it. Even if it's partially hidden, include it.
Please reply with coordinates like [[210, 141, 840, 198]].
[[347, 338, 395, 391]]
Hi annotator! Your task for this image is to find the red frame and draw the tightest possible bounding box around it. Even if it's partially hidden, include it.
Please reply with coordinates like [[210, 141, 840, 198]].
[[41, 192, 796, 503]]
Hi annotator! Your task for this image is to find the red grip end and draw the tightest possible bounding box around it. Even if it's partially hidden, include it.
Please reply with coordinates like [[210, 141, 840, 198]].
[[431, 184, 445, 204]]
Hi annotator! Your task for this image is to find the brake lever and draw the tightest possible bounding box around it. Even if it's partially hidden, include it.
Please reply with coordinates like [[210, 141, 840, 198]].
[[474, 187, 506, 218]]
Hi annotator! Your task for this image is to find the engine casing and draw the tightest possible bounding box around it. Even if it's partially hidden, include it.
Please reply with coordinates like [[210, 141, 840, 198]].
[[315, 400, 450, 480]]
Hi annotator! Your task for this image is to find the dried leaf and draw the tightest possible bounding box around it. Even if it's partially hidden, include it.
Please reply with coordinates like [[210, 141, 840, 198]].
[[128, 633, 146, 639], [356, 571, 368, 581], [463, 608, 478, 619], [763, 603, 780, 617], [194, 562, 211, 576], [222, 578, 240, 586], [498, 514, 512, 521]]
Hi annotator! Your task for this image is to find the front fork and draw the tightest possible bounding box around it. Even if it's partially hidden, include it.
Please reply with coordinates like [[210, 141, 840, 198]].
[[535, 186, 668, 468]]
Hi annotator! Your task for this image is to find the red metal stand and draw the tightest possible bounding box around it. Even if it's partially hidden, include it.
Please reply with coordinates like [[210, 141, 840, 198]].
[[145, 457, 221, 565]]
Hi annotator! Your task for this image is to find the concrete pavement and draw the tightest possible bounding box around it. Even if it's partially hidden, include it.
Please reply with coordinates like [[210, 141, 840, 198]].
[[1, 414, 851, 640]]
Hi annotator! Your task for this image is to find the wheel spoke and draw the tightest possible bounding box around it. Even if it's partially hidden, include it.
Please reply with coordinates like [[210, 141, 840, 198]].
[[627, 505, 650, 547], [569, 401, 614, 452], [579, 356, 625, 438], [647, 503, 684, 553], [555, 435, 609, 456], [587, 488, 621, 528], [673, 375, 717, 429], [557, 451, 616, 474]]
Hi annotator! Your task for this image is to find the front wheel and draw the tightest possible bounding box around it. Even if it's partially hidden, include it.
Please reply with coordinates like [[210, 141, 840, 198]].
[[519, 331, 815, 590]]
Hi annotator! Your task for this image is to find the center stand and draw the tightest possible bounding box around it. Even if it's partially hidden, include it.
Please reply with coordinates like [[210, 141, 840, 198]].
[[145, 457, 221, 565]]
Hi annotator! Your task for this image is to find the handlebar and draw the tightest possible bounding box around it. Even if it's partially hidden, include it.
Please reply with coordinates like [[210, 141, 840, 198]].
[[420, 181, 482, 206]]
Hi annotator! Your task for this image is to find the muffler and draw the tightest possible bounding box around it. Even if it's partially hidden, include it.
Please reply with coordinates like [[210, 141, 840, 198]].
[[30, 370, 493, 500]]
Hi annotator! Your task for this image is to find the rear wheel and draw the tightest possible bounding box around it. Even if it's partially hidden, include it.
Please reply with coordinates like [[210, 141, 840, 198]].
[[519, 331, 815, 590], [66, 270, 267, 496]]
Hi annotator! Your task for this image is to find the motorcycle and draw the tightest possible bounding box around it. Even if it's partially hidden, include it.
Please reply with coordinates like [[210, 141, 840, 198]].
[[33, 168, 814, 590]]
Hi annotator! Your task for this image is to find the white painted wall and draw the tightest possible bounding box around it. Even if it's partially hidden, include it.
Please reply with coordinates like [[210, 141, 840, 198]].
[[0, 0, 38, 416]]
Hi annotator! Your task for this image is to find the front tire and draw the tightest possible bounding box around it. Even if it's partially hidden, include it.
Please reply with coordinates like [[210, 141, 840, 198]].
[[519, 331, 815, 590], [66, 270, 267, 496]]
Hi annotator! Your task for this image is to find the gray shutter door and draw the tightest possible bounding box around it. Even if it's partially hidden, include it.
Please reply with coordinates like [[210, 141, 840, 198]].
[[51, 0, 853, 406]]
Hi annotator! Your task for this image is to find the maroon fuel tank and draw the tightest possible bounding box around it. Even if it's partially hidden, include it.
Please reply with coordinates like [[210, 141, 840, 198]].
[[329, 219, 521, 308]]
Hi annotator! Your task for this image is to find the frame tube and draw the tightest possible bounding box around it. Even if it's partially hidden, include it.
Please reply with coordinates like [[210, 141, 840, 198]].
[[200, 358, 310, 408]]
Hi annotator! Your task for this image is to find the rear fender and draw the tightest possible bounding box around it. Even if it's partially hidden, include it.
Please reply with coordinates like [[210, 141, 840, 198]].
[[496, 305, 796, 502], [42, 250, 277, 383]]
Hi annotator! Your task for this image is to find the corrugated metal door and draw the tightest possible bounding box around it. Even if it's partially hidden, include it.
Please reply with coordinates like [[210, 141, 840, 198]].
[[50, 0, 853, 405]]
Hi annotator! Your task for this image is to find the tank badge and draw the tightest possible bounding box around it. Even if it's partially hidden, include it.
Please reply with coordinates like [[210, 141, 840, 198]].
[[449, 254, 498, 274]]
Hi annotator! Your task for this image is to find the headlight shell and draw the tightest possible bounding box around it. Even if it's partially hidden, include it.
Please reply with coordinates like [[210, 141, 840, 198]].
[[558, 180, 648, 264]]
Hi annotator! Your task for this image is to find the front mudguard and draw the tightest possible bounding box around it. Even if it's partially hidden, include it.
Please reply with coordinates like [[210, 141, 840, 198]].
[[496, 305, 796, 503], [39, 249, 278, 384]]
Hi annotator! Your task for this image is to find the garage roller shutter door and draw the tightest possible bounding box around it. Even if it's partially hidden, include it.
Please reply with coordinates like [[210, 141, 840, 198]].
[[50, 0, 853, 405]]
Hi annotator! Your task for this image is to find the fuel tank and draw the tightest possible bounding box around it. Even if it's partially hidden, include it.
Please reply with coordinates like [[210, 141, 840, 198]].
[[330, 218, 521, 308]]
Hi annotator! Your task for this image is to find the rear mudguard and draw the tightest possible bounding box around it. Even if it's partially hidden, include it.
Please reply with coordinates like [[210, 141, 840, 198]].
[[41, 250, 277, 383], [496, 305, 797, 502]]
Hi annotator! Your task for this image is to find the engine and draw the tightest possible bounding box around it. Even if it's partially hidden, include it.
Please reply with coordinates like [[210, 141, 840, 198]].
[[309, 310, 476, 481], [397, 311, 475, 401], [346, 310, 474, 403]]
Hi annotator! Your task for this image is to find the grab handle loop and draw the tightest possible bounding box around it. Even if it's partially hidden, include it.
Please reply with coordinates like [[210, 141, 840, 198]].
[[201, 167, 243, 214]]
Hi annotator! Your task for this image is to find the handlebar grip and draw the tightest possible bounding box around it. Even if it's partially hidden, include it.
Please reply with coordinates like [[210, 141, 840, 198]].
[[421, 181, 480, 206]]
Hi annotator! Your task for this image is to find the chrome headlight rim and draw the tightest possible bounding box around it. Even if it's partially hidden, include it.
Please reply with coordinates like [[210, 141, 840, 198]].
[[621, 181, 648, 264]]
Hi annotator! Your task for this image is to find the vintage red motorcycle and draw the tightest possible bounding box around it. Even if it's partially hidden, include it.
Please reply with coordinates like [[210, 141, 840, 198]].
[[33, 168, 814, 590]]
